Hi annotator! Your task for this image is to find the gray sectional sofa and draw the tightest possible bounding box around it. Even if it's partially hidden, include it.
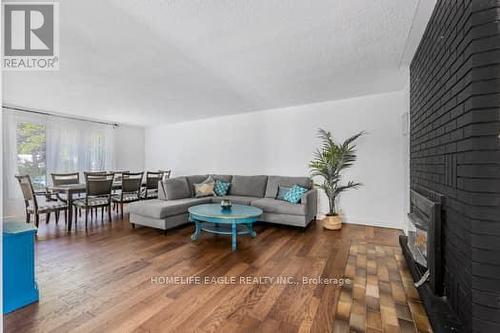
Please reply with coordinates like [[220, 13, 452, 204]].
[[128, 174, 317, 232]]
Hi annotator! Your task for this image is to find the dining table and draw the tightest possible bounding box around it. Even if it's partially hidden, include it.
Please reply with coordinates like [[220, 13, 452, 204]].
[[48, 181, 144, 232]]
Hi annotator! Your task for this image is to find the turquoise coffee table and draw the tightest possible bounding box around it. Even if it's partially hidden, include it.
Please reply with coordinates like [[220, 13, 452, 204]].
[[188, 204, 263, 251]]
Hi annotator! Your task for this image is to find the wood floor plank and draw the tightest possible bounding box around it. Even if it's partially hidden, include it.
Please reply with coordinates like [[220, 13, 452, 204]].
[[246, 257, 303, 321], [267, 257, 326, 325], [255, 318, 281, 332], [297, 296, 321, 333], [310, 239, 350, 333]]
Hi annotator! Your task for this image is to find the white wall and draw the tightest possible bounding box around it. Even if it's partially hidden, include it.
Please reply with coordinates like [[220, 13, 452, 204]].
[[146, 91, 408, 229], [113, 125, 145, 171]]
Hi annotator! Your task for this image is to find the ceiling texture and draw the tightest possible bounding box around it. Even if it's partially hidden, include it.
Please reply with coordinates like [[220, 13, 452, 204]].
[[3, 0, 433, 126]]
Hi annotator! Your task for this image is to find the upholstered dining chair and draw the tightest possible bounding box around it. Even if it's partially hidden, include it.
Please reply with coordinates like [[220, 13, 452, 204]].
[[111, 170, 130, 182], [83, 171, 111, 218], [51, 172, 80, 186], [51, 171, 91, 219], [15, 175, 68, 227], [73, 172, 114, 229], [50, 172, 81, 201], [84, 171, 108, 177], [142, 171, 162, 200], [109, 170, 129, 212], [159, 170, 172, 181], [112, 172, 144, 219]]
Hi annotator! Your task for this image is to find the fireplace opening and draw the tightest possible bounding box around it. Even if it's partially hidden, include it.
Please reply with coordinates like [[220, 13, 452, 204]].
[[407, 186, 444, 295], [400, 186, 463, 332]]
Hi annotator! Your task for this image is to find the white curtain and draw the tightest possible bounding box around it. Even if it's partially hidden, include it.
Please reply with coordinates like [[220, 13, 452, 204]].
[[46, 117, 114, 174], [2, 110, 21, 216], [2, 108, 115, 216]]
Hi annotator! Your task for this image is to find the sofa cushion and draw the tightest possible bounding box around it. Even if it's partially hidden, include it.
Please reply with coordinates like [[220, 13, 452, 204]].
[[211, 195, 260, 205], [129, 198, 212, 219], [230, 175, 268, 198], [251, 198, 306, 216], [163, 177, 190, 200], [210, 174, 233, 183], [186, 175, 208, 196], [158, 180, 167, 200], [264, 176, 312, 198]]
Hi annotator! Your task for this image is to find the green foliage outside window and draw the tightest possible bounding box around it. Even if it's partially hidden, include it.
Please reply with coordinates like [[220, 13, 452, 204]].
[[17, 122, 47, 188]]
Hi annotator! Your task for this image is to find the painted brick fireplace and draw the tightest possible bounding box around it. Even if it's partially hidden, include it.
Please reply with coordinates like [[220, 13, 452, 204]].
[[409, 0, 500, 331]]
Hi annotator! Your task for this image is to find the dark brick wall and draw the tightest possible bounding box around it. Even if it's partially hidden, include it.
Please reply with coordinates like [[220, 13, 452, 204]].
[[410, 0, 500, 332]]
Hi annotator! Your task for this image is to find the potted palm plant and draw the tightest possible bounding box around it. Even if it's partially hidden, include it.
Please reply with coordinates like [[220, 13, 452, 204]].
[[309, 129, 365, 230]]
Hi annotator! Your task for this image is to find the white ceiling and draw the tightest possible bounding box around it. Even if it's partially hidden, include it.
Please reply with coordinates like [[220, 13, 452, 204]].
[[3, 0, 432, 127]]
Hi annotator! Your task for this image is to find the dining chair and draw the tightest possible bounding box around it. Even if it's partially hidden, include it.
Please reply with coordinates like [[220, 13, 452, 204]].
[[73, 172, 114, 229], [84, 171, 108, 177], [159, 170, 172, 181], [142, 171, 162, 200], [109, 171, 129, 212], [111, 170, 130, 182], [15, 175, 68, 227], [50, 172, 81, 201], [51, 172, 80, 185], [112, 172, 144, 219], [83, 171, 112, 218]]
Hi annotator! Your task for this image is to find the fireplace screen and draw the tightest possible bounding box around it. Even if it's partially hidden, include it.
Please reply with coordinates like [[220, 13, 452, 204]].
[[407, 212, 428, 268], [406, 188, 444, 295]]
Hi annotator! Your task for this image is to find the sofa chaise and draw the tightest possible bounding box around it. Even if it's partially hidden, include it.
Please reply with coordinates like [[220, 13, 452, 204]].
[[128, 174, 317, 232]]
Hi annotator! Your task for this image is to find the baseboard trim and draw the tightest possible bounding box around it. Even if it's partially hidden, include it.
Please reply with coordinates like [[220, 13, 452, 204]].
[[343, 217, 402, 230], [316, 213, 403, 230]]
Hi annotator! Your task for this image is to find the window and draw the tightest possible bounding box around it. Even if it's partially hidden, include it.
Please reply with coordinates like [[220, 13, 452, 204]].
[[3, 108, 115, 213], [16, 122, 47, 189]]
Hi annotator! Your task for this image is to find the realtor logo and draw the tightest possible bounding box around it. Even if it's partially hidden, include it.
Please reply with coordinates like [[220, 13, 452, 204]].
[[2, 2, 59, 70]]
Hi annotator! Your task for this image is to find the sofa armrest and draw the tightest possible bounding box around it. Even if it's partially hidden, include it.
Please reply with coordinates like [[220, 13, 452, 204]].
[[301, 189, 317, 205], [301, 189, 318, 221]]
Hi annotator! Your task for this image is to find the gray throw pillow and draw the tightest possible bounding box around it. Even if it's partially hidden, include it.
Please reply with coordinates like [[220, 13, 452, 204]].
[[158, 180, 167, 200], [276, 186, 291, 201], [163, 177, 190, 200]]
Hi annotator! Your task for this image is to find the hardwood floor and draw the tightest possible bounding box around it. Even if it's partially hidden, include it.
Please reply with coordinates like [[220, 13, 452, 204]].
[[4, 212, 432, 333]]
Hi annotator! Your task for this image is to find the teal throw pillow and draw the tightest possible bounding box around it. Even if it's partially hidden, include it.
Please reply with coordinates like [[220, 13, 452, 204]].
[[214, 179, 230, 196], [283, 185, 308, 204]]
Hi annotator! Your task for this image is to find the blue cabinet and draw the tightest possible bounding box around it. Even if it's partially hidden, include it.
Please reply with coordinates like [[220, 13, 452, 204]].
[[3, 220, 39, 314]]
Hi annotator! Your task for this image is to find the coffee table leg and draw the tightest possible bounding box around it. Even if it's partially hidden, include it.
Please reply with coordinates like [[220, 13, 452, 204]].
[[247, 223, 256, 238], [231, 223, 237, 251], [191, 221, 201, 240]]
